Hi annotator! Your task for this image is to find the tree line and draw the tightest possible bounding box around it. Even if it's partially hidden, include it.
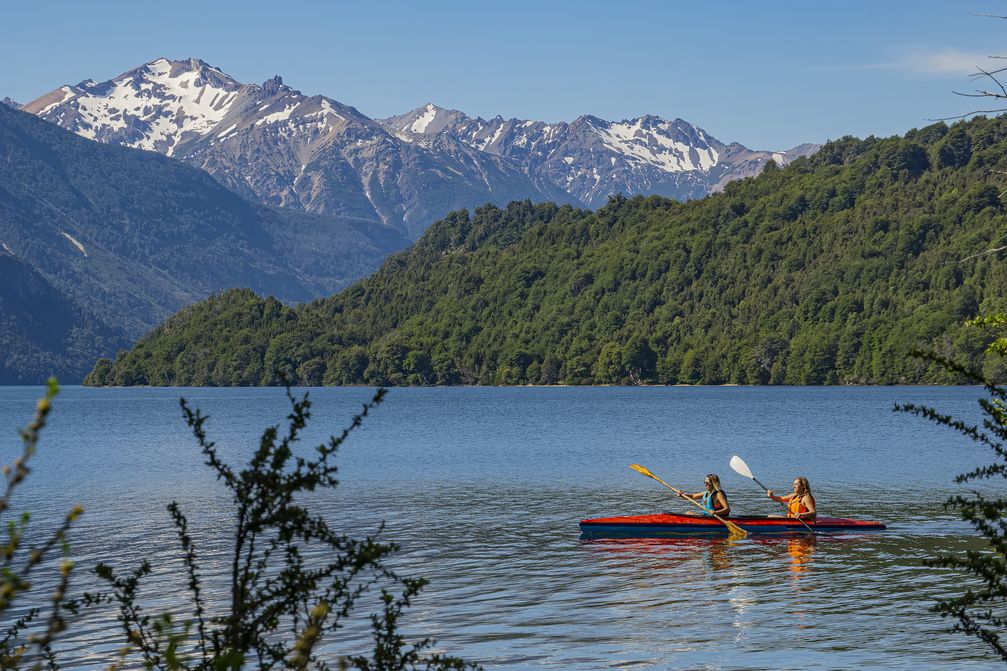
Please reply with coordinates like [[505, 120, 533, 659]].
[[88, 116, 1007, 387]]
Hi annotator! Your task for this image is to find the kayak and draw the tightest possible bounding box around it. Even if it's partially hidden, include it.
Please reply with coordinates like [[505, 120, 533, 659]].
[[579, 513, 886, 537]]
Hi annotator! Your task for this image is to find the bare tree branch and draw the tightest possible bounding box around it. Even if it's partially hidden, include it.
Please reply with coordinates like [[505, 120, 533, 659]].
[[953, 91, 1007, 98], [926, 108, 1007, 121], [969, 65, 1007, 77], [975, 66, 1007, 97]]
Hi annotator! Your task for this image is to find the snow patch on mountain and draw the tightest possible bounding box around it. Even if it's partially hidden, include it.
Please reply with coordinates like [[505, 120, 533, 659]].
[[255, 101, 301, 126], [37, 87, 74, 115], [410, 104, 439, 133], [60, 232, 88, 257], [593, 118, 718, 171], [318, 99, 344, 121], [26, 58, 244, 156]]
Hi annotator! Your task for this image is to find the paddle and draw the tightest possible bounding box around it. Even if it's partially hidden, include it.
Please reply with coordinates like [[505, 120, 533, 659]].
[[629, 464, 748, 539], [729, 455, 817, 534]]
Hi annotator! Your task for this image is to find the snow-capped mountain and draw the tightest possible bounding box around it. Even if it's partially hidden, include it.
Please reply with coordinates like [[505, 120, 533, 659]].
[[23, 59, 571, 238], [24, 58, 817, 237], [0, 98, 19, 109], [381, 104, 818, 207], [24, 58, 245, 155]]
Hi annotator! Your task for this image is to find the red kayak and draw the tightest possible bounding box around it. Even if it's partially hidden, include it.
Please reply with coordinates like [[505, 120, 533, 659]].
[[580, 513, 886, 537]]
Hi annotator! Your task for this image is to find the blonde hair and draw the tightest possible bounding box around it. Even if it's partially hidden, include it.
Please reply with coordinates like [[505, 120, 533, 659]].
[[794, 476, 812, 496], [705, 473, 724, 493]]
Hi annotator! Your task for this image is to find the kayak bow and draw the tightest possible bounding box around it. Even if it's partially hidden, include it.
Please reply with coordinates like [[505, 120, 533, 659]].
[[579, 513, 885, 538]]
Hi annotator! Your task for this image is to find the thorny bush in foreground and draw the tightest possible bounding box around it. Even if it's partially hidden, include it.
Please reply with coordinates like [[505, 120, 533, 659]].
[[85, 387, 478, 670], [0, 379, 83, 670], [897, 316, 1007, 661]]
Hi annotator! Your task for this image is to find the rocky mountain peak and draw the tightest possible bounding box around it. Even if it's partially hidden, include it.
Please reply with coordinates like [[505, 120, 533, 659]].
[[261, 75, 290, 96], [22, 57, 248, 156], [575, 114, 607, 127], [381, 103, 472, 140]]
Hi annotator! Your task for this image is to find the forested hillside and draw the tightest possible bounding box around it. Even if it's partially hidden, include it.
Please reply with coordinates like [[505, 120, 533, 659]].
[[0, 251, 127, 383], [88, 116, 1007, 386]]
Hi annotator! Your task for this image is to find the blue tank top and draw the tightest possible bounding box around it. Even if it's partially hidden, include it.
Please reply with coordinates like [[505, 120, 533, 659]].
[[702, 490, 727, 514]]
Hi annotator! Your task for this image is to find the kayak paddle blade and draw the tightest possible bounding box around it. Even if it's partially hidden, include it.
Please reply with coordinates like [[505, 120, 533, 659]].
[[629, 463, 654, 479], [725, 520, 748, 539], [730, 455, 754, 479]]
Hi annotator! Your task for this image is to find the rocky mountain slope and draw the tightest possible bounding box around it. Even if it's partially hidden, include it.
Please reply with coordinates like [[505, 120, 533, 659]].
[[381, 106, 818, 206], [24, 58, 816, 235], [0, 103, 407, 383], [22, 59, 571, 238]]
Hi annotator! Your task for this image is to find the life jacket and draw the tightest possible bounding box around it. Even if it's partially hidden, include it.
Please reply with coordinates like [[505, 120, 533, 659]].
[[702, 490, 728, 516], [788, 495, 811, 518]]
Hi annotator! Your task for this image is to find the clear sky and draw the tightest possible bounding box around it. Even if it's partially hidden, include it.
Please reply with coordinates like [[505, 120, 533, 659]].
[[4, 0, 1006, 149]]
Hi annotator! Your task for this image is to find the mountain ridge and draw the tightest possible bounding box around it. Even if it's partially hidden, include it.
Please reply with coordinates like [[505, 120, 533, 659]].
[[24, 58, 817, 236], [379, 103, 818, 207], [23, 58, 575, 238]]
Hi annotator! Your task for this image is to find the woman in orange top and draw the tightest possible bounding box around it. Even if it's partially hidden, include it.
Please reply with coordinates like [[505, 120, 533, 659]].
[[767, 476, 816, 521]]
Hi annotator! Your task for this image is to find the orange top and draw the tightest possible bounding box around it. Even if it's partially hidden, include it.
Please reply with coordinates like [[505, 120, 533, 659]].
[[788, 496, 809, 518]]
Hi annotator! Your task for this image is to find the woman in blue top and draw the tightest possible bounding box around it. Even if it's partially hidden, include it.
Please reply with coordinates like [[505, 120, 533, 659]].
[[680, 474, 731, 517]]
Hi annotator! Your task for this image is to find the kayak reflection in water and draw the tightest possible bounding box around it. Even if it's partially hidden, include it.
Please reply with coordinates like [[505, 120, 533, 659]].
[[787, 535, 816, 576], [767, 476, 817, 521], [679, 473, 731, 517]]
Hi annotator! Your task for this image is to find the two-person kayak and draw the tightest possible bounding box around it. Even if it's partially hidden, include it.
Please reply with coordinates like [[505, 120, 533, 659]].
[[579, 512, 885, 538]]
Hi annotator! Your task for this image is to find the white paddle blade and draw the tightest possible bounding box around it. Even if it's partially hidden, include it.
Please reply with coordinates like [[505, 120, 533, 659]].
[[730, 455, 754, 479]]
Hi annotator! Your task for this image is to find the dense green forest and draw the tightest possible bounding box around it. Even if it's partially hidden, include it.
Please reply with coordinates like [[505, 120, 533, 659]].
[[88, 115, 1007, 387]]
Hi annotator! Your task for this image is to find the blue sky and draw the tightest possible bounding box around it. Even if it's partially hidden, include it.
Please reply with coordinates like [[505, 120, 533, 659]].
[[4, 1, 1006, 149]]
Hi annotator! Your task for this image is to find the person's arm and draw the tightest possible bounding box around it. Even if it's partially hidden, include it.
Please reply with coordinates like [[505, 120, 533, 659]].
[[713, 491, 730, 516], [678, 491, 703, 501], [795, 495, 816, 519], [767, 490, 795, 503]]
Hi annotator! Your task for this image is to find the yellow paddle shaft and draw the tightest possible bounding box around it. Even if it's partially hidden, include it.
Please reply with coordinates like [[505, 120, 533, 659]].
[[629, 464, 748, 539]]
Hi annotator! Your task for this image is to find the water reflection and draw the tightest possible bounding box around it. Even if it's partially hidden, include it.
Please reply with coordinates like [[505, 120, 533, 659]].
[[580, 535, 755, 574], [785, 535, 816, 577], [581, 533, 822, 573]]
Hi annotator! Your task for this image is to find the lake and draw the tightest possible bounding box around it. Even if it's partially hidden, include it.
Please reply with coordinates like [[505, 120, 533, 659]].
[[0, 385, 999, 669]]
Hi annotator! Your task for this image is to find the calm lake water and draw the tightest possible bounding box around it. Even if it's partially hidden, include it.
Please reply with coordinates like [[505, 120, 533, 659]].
[[0, 385, 999, 669]]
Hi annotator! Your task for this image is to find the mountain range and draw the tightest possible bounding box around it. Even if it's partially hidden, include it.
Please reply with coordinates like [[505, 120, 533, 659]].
[[4, 56, 822, 383], [22, 58, 817, 238], [381, 105, 818, 206]]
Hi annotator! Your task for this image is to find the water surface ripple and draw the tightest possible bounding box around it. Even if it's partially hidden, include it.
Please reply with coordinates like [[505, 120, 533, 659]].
[[0, 385, 999, 669]]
